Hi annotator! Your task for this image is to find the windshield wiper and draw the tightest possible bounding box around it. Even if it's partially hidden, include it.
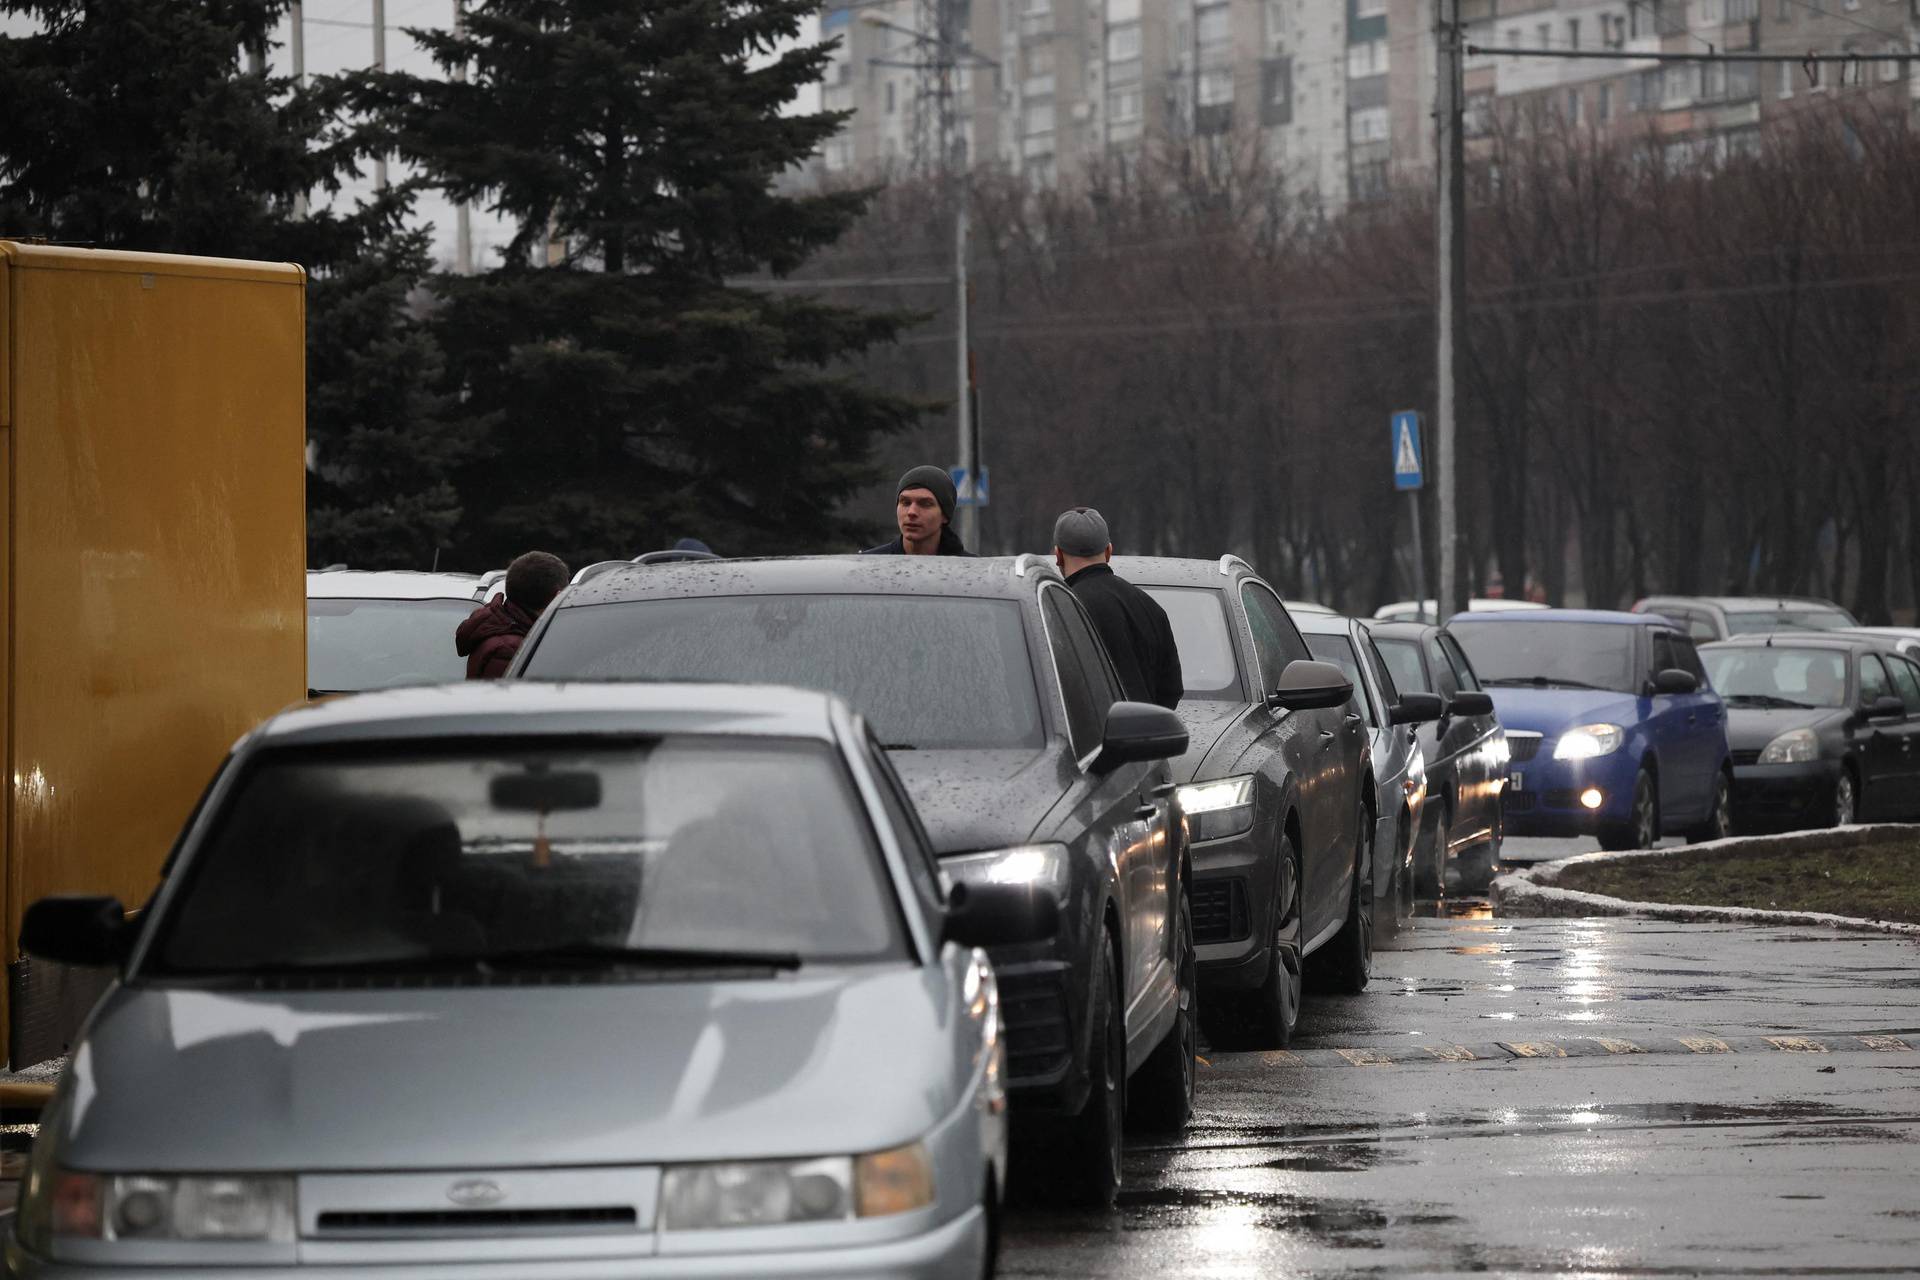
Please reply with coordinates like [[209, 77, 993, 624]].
[[1483, 676, 1608, 691], [880, 742, 918, 750], [470, 943, 803, 972]]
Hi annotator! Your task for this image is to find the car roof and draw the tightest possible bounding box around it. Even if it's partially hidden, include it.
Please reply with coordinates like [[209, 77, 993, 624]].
[[308, 569, 484, 601], [1292, 611, 1359, 637], [1702, 633, 1883, 653], [1447, 608, 1651, 626], [1105, 555, 1252, 589], [552, 553, 1060, 607], [1640, 595, 1845, 611], [254, 681, 844, 747]]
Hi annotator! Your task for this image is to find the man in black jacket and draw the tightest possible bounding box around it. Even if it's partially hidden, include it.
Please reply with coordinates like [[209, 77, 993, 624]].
[[862, 465, 978, 556], [1053, 507, 1183, 709]]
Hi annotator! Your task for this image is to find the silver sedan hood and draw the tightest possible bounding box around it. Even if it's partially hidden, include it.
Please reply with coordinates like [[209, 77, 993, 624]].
[[54, 968, 959, 1173]]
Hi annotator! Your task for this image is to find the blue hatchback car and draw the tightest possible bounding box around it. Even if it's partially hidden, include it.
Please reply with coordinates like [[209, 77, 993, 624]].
[[1448, 611, 1733, 850]]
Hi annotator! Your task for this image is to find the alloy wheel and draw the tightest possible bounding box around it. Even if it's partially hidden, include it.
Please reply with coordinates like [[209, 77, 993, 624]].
[[1835, 772, 1857, 826], [1633, 774, 1657, 848]]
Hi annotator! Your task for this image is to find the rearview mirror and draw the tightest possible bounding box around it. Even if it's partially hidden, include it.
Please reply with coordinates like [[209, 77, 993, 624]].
[[21, 896, 134, 969], [1867, 694, 1906, 720], [1447, 691, 1495, 717], [489, 768, 603, 812], [1652, 668, 1699, 696], [943, 881, 1060, 949], [1093, 702, 1188, 772], [1391, 693, 1445, 725], [1269, 659, 1353, 712]]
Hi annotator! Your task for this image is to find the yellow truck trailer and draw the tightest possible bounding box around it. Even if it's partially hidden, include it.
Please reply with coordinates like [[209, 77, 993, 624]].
[[0, 243, 307, 1066]]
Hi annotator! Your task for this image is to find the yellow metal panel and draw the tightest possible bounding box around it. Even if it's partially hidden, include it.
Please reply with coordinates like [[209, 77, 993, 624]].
[[6, 249, 306, 952]]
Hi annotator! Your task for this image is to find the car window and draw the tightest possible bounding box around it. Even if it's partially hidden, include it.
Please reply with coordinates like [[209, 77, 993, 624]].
[[1042, 587, 1105, 757], [1141, 586, 1244, 701], [1858, 654, 1893, 707], [1439, 635, 1482, 692], [1361, 636, 1401, 705], [1651, 632, 1678, 677], [1424, 637, 1459, 697], [1376, 637, 1428, 694], [1701, 646, 1848, 709], [1673, 611, 1717, 643], [306, 598, 477, 693], [1889, 658, 1920, 714], [1305, 633, 1375, 726], [864, 732, 944, 913], [1061, 590, 1124, 711], [1240, 583, 1310, 693], [1671, 635, 1709, 683]]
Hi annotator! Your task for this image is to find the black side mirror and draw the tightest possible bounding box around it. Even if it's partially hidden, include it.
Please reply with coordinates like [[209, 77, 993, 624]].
[[1867, 694, 1906, 720], [943, 881, 1060, 949], [1269, 659, 1353, 712], [1447, 691, 1495, 717], [1651, 668, 1699, 696], [1391, 692, 1445, 725], [1093, 701, 1188, 772], [21, 896, 134, 968]]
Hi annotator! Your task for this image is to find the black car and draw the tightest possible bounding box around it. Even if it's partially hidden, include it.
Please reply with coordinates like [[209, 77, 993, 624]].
[[1111, 556, 1369, 1050], [1363, 620, 1503, 893], [511, 554, 1193, 1204], [1701, 634, 1920, 829]]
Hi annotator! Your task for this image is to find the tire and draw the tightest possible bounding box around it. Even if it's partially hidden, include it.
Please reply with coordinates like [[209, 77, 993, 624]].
[[1454, 841, 1497, 894], [1054, 935, 1124, 1206], [1414, 802, 1449, 898], [1127, 888, 1195, 1132], [1201, 831, 1303, 1050], [1599, 768, 1658, 851], [1310, 800, 1374, 995], [1831, 766, 1859, 827], [978, 1175, 1000, 1280], [1687, 770, 1733, 844]]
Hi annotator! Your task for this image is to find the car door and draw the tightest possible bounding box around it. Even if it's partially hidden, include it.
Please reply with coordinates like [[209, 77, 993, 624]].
[[1670, 633, 1727, 800], [1888, 656, 1920, 815], [1646, 630, 1705, 822], [1853, 653, 1908, 816], [1041, 584, 1173, 1051]]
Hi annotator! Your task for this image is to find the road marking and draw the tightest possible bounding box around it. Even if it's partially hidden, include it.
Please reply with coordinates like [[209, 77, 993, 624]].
[[1857, 1035, 1912, 1051], [1335, 1048, 1393, 1067], [1765, 1036, 1829, 1053], [1258, 1050, 1304, 1067], [1594, 1038, 1646, 1055], [1423, 1044, 1478, 1062], [1502, 1041, 1568, 1058], [1680, 1036, 1733, 1054]]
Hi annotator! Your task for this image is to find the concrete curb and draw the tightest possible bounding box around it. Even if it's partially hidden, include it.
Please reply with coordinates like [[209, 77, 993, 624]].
[[1490, 823, 1920, 937]]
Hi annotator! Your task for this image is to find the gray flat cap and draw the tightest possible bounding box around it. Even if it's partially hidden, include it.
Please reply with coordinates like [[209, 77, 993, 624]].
[[1053, 507, 1111, 558]]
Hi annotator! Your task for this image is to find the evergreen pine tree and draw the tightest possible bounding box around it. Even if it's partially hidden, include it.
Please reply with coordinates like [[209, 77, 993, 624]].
[[366, 0, 921, 565]]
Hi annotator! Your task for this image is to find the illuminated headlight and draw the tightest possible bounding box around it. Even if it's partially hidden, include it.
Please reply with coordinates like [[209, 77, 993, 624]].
[[26, 1170, 294, 1244], [1177, 775, 1255, 842], [1758, 728, 1819, 764], [660, 1144, 933, 1229], [942, 843, 1070, 893], [1553, 724, 1624, 760]]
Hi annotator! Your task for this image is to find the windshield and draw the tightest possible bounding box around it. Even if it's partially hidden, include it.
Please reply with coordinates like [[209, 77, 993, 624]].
[[149, 739, 903, 977], [1701, 648, 1848, 709], [307, 598, 475, 692], [1305, 633, 1373, 725], [523, 595, 1043, 750], [1723, 608, 1857, 635], [1449, 622, 1639, 694], [1141, 586, 1244, 701]]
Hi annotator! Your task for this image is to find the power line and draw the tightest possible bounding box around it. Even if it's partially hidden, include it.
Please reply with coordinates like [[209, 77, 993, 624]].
[[1467, 44, 1913, 62]]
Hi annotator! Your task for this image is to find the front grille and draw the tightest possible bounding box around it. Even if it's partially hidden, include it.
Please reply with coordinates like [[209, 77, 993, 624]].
[[1731, 748, 1763, 766], [997, 967, 1073, 1081], [1504, 792, 1537, 814], [1506, 733, 1543, 763], [317, 1207, 636, 1234], [1192, 878, 1250, 944], [1545, 789, 1581, 810]]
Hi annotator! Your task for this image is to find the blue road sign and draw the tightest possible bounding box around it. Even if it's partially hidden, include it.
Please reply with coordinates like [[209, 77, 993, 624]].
[[951, 465, 990, 507], [1392, 411, 1424, 491]]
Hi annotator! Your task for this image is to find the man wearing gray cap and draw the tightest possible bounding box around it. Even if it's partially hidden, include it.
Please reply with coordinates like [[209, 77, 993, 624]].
[[1053, 507, 1183, 709], [863, 465, 978, 556]]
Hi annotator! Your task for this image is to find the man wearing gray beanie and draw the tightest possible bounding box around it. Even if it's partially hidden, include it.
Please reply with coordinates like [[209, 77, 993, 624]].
[[1053, 507, 1183, 709], [862, 464, 978, 556]]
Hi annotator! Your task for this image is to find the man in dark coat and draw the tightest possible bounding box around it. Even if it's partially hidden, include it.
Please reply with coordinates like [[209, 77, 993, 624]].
[[863, 465, 977, 556], [1053, 507, 1183, 709], [456, 550, 570, 679]]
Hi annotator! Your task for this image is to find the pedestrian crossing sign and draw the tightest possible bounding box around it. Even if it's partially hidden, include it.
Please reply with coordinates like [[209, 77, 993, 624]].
[[1392, 411, 1424, 491], [951, 465, 990, 507]]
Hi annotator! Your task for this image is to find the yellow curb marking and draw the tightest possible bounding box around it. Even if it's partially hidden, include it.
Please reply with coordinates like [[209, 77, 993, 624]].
[[1258, 1050, 1304, 1067], [1681, 1037, 1733, 1054], [1504, 1042, 1568, 1058], [1595, 1038, 1646, 1055], [1765, 1036, 1829, 1053], [1335, 1048, 1394, 1067], [1858, 1036, 1912, 1052], [1194, 1055, 1212, 1068], [1423, 1044, 1478, 1062]]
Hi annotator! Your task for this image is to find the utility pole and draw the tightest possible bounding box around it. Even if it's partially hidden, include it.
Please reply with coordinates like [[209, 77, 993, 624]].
[[372, 0, 389, 190], [453, 0, 472, 273], [292, 3, 308, 218], [943, 0, 977, 551], [1434, 0, 1465, 623]]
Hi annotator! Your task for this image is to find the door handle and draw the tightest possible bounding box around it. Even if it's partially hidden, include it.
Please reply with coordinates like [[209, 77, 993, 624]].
[[1319, 730, 1336, 745], [1344, 713, 1363, 728], [1133, 804, 1158, 821]]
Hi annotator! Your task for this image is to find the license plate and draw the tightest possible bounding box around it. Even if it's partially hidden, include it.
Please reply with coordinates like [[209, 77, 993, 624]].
[[1509, 771, 1525, 791]]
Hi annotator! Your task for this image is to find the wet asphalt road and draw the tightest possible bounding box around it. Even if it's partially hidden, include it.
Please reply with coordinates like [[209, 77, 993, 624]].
[[998, 893, 1920, 1278]]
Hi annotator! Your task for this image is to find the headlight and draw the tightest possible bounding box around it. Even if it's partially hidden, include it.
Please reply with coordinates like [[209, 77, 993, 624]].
[[1553, 724, 1624, 760], [1758, 728, 1819, 764], [1177, 775, 1255, 841], [942, 843, 1069, 893], [29, 1170, 294, 1244], [659, 1143, 934, 1229]]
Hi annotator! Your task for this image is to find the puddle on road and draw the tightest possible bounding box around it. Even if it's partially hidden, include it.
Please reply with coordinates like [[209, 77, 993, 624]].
[[1009, 1182, 1460, 1247], [1411, 896, 1495, 920]]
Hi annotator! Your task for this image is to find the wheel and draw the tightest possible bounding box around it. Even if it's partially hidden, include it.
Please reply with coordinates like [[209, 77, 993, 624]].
[[1310, 800, 1374, 994], [1831, 767, 1859, 826], [1599, 768, 1658, 851], [1687, 770, 1733, 844], [1414, 802, 1449, 898], [1054, 935, 1124, 1206], [1454, 841, 1497, 894], [977, 1175, 1001, 1279], [1201, 832, 1303, 1050], [1127, 886, 1195, 1132]]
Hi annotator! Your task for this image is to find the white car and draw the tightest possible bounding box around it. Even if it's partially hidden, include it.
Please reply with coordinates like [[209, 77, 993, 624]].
[[306, 569, 489, 695], [1372, 598, 1548, 625]]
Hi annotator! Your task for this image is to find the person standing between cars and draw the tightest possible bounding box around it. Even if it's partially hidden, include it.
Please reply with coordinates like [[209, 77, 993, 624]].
[[456, 550, 570, 679], [1053, 507, 1183, 710], [863, 465, 978, 556]]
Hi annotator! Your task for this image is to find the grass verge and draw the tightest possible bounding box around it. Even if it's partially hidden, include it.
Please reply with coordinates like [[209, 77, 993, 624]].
[[1555, 840, 1920, 924]]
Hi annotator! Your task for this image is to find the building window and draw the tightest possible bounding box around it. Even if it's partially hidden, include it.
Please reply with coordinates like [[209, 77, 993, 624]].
[[1024, 101, 1055, 135], [1348, 105, 1390, 142], [1197, 2, 1232, 52], [1536, 21, 1550, 46], [1199, 65, 1234, 106], [1261, 56, 1294, 125], [1701, 60, 1726, 100], [1727, 0, 1757, 20], [1347, 38, 1389, 77], [1107, 21, 1141, 62], [1106, 0, 1140, 21], [1568, 17, 1582, 48], [1663, 63, 1694, 103], [1027, 44, 1055, 76], [1884, 43, 1907, 83], [1568, 88, 1584, 124], [1107, 86, 1142, 123], [1778, 59, 1795, 97], [1698, 0, 1721, 23], [1727, 62, 1759, 99], [1355, 0, 1388, 17], [1506, 26, 1521, 46]]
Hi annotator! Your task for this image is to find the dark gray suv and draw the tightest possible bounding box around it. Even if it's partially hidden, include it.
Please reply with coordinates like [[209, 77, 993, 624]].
[[512, 554, 1194, 1205]]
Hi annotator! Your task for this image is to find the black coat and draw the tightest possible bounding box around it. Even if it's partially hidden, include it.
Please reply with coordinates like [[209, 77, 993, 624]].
[[861, 528, 978, 557], [1067, 564, 1183, 710]]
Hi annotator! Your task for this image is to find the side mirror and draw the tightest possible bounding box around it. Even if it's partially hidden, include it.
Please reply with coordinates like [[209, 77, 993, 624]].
[[21, 895, 134, 968], [1867, 694, 1906, 720], [1093, 701, 1188, 771], [943, 881, 1060, 949], [1269, 659, 1353, 712], [1651, 668, 1699, 696], [1390, 693, 1445, 725], [1447, 691, 1495, 717]]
